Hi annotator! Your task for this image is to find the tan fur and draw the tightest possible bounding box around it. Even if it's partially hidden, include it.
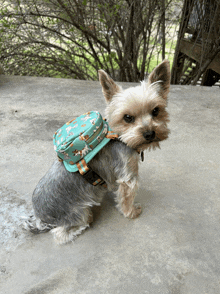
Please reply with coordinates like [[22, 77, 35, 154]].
[[98, 69, 122, 102], [148, 60, 170, 99], [116, 181, 141, 218]]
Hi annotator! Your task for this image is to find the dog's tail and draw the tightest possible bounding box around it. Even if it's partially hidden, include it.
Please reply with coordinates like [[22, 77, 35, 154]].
[[22, 215, 55, 234]]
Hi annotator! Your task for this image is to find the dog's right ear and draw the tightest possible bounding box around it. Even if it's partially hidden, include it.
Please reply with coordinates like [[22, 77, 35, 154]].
[[98, 70, 121, 103]]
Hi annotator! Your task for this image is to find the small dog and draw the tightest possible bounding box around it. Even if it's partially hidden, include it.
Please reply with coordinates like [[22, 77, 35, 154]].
[[25, 60, 170, 244]]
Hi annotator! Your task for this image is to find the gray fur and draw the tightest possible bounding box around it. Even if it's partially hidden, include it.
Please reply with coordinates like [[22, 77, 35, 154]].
[[29, 140, 138, 239]]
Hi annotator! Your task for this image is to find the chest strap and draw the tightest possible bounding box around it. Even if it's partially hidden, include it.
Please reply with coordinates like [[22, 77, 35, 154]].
[[76, 159, 107, 188]]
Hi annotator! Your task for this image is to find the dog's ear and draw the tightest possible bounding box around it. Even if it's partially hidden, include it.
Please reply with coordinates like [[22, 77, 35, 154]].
[[148, 60, 170, 99], [98, 70, 121, 103]]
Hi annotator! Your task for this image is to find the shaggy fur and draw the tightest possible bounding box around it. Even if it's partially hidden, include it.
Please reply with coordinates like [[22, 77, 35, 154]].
[[25, 60, 170, 244]]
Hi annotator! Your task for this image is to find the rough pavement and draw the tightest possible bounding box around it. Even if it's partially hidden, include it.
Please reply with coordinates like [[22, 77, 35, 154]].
[[0, 75, 220, 293]]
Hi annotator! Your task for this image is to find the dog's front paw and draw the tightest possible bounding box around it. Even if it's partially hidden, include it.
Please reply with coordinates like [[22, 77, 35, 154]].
[[128, 203, 142, 219]]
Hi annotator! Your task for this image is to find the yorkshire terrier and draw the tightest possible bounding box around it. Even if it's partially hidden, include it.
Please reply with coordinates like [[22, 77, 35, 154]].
[[25, 60, 170, 244]]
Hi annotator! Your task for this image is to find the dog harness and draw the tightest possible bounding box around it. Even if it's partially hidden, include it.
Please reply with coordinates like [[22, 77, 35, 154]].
[[53, 111, 118, 187]]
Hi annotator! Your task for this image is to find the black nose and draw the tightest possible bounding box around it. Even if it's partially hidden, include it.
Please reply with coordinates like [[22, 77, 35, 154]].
[[143, 131, 155, 141]]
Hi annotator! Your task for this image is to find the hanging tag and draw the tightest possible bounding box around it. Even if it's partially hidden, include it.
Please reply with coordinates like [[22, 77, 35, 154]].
[[141, 151, 144, 162]]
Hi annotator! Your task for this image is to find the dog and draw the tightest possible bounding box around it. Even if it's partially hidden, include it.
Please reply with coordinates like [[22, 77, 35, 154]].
[[25, 60, 170, 244]]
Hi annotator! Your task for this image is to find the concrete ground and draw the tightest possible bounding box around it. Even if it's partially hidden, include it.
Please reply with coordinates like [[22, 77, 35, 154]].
[[0, 74, 220, 294]]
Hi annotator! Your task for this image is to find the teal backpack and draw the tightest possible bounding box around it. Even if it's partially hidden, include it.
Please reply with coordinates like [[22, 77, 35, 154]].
[[53, 111, 118, 187]]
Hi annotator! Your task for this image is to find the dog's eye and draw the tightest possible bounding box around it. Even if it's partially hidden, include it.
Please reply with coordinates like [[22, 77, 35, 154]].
[[123, 114, 135, 123], [152, 107, 160, 117]]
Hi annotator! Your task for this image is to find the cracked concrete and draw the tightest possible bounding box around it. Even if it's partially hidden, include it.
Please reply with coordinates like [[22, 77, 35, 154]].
[[0, 75, 220, 293]]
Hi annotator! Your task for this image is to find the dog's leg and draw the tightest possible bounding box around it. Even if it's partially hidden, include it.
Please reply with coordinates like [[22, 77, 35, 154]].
[[116, 180, 141, 219]]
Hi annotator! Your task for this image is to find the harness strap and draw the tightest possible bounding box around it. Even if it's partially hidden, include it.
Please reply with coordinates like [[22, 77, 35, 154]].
[[76, 159, 90, 175], [58, 156, 107, 187], [76, 159, 107, 188], [106, 131, 118, 139]]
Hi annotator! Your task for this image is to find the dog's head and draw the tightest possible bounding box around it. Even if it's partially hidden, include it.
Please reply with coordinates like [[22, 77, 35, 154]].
[[98, 60, 170, 151]]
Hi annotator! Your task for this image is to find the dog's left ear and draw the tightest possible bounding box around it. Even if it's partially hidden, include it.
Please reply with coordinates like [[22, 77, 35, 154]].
[[148, 60, 170, 99], [98, 70, 121, 103]]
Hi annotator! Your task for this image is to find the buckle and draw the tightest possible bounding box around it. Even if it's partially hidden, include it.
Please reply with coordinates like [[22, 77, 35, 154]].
[[82, 169, 106, 187]]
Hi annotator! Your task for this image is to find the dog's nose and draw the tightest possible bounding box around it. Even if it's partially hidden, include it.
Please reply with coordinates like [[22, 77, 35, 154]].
[[143, 131, 155, 141]]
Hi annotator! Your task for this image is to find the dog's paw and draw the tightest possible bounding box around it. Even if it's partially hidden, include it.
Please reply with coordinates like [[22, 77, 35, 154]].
[[128, 203, 142, 219]]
